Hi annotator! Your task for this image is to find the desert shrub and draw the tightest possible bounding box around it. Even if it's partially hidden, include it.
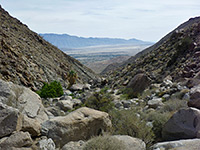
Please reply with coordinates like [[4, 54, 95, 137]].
[[121, 88, 139, 99], [83, 135, 126, 150], [143, 111, 171, 142], [84, 92, 114, 112], [67, 70, 77, 88], [161, 99, 187, 113], [36, 81, 63, 98], [109, 109, 155, 148]]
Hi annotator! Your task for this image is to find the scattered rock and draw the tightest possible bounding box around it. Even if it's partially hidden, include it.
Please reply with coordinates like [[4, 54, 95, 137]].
[[61, 140, 85, 150], [83, 84, 91, 90], [56, 100, 73, 111], [113, 135, 146, 150], [162, 94, 170, 100], [188, 85, 200, 109], [37, 137, 56, 150], [41, 107, 112, 147], [60, 95, 72, 101], [56, 99, 82, 111], [148, 98, 163, 109], [64, 90, 72, 95], [162, 107, 200, 140], [21, 115, 41, 137], [70, 83, 84, 91]]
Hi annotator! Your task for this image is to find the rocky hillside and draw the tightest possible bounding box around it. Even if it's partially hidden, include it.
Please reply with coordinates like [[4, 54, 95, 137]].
[[40, 33, 152, 49], [106, 17, 200, 87], [0, 5, 99, 90]]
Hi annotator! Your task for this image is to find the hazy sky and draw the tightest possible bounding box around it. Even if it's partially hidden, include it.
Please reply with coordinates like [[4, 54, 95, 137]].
[[1, 0, 200, 42]]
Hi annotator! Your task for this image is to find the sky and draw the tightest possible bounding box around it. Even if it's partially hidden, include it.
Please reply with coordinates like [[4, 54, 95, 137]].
[[1, 0, 200, 42]]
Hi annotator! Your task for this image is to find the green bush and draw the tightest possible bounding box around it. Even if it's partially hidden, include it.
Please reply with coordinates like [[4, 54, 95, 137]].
[[83, 135, 125, 150], [84, 92, 114, 112], [109, 109, 155, 148], [36, 81, 63, 98]]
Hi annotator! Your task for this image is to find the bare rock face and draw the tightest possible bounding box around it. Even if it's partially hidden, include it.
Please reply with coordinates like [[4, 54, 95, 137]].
[[162, 108, 200, 140], [0, 79, 48, 123], [0, 131, 33, 150], [113, 135, 146, 150], [151, 138, 200, 150], [41, 107, 112, 148], [0, 103, 22, 138]]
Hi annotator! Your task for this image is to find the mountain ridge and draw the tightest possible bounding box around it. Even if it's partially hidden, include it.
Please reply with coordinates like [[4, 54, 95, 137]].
[[40, 33, 153, 49]]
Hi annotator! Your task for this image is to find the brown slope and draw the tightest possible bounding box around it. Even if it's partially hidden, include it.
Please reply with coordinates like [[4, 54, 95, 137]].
[[107, 17, 200, 88], [0, 6, 99, 90], [102, 17, 200, 75]]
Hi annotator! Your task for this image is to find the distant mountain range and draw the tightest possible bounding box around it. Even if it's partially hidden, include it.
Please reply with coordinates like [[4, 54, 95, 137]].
[[40, 33, 153, 49]]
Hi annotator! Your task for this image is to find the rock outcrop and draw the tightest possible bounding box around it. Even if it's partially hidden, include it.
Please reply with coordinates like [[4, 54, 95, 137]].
[[41, 107, 112, 148], [0, 79, 48, 124]]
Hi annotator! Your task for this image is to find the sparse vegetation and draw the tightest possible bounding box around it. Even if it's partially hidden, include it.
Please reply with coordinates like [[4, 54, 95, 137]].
[[120, 87, 139, 99], [67, 70, 78, 88], [36, 81, 63, 98], [83, 135, 126, 150], [109, 109, 155, 148], [167, 37, 193, 67], [84, 91, 114, 112]]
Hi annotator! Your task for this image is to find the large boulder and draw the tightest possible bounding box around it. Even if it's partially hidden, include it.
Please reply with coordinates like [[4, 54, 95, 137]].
[[0, 79, 48, 123], [127, 73, 151, 96], [162, 107, 200, 140], [188, 85, 200, 109], [113, 135, 146, 150], [41, 107, 112, 148], [0, 103, 22, 138], [0, 131, 33, 150], [151, 138, 200, 150]]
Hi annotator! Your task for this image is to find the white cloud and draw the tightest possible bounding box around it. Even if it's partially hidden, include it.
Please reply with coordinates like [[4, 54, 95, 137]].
[[1, 0, 200, 42]]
